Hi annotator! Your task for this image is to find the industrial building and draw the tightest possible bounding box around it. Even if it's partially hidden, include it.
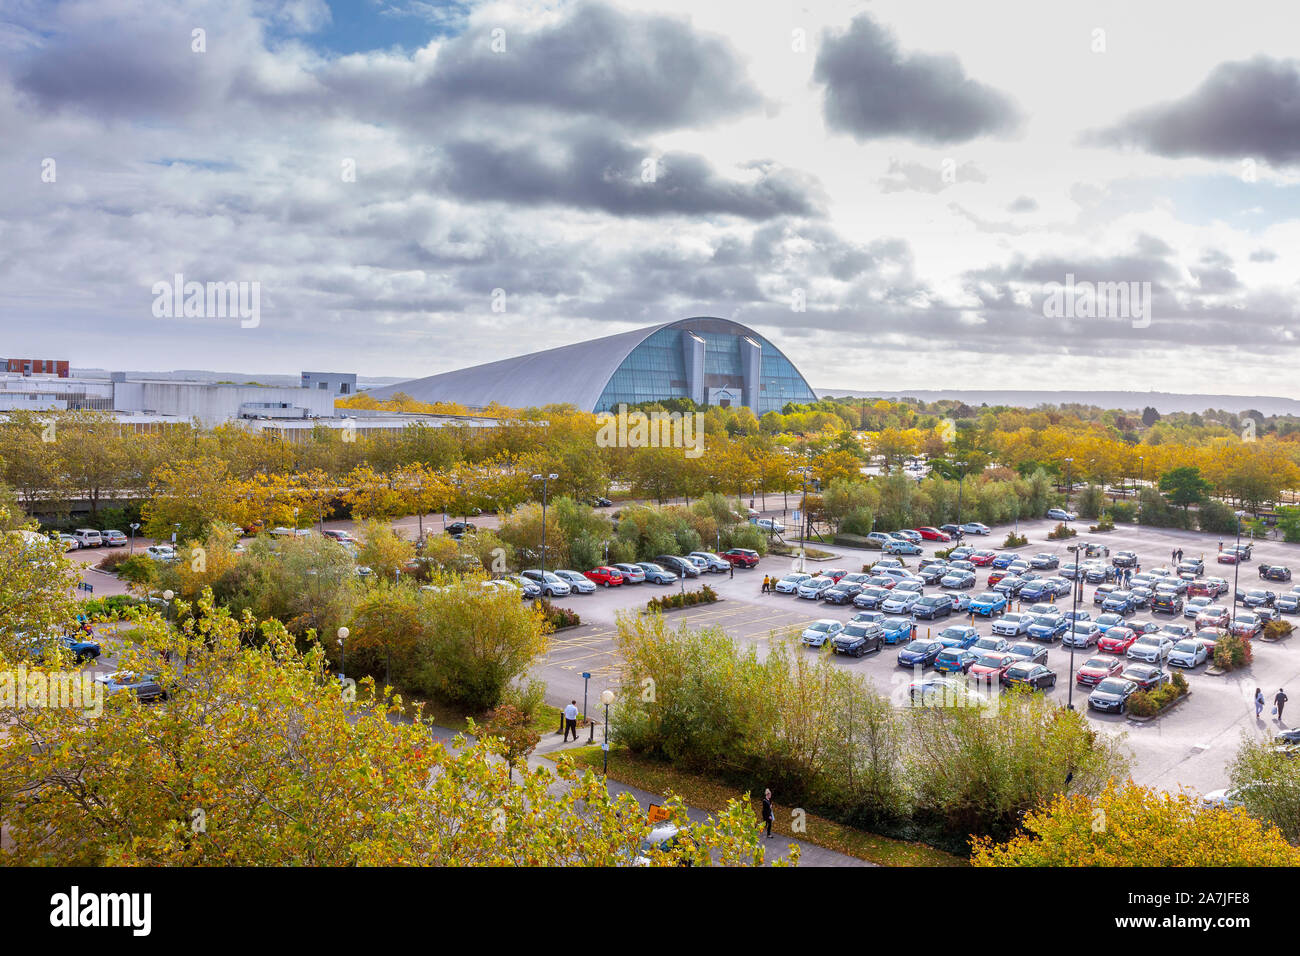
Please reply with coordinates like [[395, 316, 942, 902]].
[[366, 316, 818, 414]]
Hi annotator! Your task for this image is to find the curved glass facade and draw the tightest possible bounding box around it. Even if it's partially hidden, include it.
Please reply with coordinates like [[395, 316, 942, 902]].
[[593, 319, 816, 415]]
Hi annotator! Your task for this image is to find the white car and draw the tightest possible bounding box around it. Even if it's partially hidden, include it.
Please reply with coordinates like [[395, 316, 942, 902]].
[[992, 612, 1035, 637], [72, 529, 104, 548], [555, 570, 597, 594], [881, 591, 920, 614], [960, 522, 991, 535], [1047, 508, 1077, 522], [775, 573, 812, 594], [801, 619, 844, 648], [1127, 634, 1174, 663], [796, 576, 837, 599], [144, 545, 177, 562], [753, 518, 786, 534], [55, 534, 80, 551], [520, 570, 572, 597], [1200, 787, 1245, 809], [1168, 639, 1208, 668]]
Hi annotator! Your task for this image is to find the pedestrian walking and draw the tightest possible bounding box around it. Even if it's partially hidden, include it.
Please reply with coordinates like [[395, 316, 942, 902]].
[[1275, 688, 1289, 724], [761, 788, 774, 839], [1255, 687, 1265, 719], [761, 575, 770, 594], [563, 700, 580, 742], [729, 561, 734, 579]]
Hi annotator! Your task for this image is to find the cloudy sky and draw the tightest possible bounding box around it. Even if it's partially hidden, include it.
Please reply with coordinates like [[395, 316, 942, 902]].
[[5, 0, 1300, 396]]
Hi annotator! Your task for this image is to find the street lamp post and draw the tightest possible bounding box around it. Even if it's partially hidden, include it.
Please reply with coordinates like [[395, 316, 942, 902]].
[[1066, 546, 1080, 709], [336, 626, 349, 681], [600, 689, 615, 774], [531, 473, 559, 590], [1231, 510, 1245, 629], [129, 522, 139, 554]]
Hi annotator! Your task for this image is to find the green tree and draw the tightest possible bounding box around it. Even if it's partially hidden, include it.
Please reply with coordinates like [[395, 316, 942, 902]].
[[1159, 466, 1211, 513]]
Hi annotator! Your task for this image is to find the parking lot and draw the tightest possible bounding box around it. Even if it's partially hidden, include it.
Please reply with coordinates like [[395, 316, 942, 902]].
[[535, 516, 1300, 798]]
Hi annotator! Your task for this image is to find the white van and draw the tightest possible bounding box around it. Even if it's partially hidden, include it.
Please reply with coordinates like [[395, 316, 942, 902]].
[[73, 529, 104, 548]]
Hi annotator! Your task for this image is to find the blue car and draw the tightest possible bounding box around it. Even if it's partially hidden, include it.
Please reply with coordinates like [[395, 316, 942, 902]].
[[970, 591, 1008, 616], [1101, 591, 1136, 615], [880, 618, 917, 645], [991, 553, 1021, 570], [1026, 614, 1068, 642], [897, 639, 945, 669], [1094, 612, 1127, 633], [935, 625, 980, 648], [884, 539, 923, 555], [933, 647, 978, 674]]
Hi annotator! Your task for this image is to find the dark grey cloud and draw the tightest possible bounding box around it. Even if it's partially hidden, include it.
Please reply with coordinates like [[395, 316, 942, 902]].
[[432, 131, 822, 220], [1250, 248, 1278, 262], [1007, 195, 1038, 213], [1087, 57, 1300, 164], [814, 14, 1020, 144]]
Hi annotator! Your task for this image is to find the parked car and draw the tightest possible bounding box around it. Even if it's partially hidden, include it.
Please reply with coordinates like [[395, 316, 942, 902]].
[[970, 592, 1008, 617], [915, 527, 950, 541], [1150, 590, 1184, 615], [1238, 588, 1277, 609], [881, 591, 921, 615], [1002, 661, 1058, 691], [831, 622, 883, 657], [1168, 639, 1209, 668], [897, 639, 945, 668], [823, 581, 864, 605], [609, 563, 646, 584], [1260, 564, 1292, 582], [1028, 553, 1060, 570], [1046, 508, 1077, 521], [31, 632, 102, 664], [1006, 641, 1049, 665], [584, 566, 625, 587], [654, 555, 699, 579], [1088, 677, 1138, 713], [992, 612, 1036, 637], [54, 533, 80, 551], [1096, 627, 1139, 655], [1112, 550, 1139, 568], [1183, 595, 1213, 619], [1062, 622, 1101, 649], [1076, 656, 1126, 687], [879, 618, 918, 645], [753, 518, 786, 534], [1217, 544, 1252, 564], [940, 569, 976, 590], [71, 528, 104, 548], [969, 653, 1018, 682], [969, 549, 998, 567], [801, 619, 844, 648], [853, 586, 891, 609], [1277, 590, 1300, 615], [145, 544, 177, 562], [101, 529, 128, 547], [910, 595, 952, 620], [1025, 614, 1068, 642], [884, 538, 923, 555], [891, 529, 923, 544], [688, 551, 731, 574], [445, 521, 476, 539], [1017, 580, 1056, 603], [721, 548, 760, 568], [555, 569, 598, 593], [521, 570, 573, 597], [1121, 663, 1169, 692], [95, 671, 167, 703], [960, 522, 991, 536], [1127, 633, 1174, 663], [933, 647, 979, 674]]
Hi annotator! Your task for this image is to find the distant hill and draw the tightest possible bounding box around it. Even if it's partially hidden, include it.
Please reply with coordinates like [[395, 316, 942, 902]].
[[817, 388, 1300, 417]]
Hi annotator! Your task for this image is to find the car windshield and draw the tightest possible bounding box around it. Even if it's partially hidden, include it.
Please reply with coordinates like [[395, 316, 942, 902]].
[[1096, 679, 1130, 694], [976, 592, 999, 602], [1174, 641, 1199, 652], [939, 628, 969, 640], [781, 575, 807, 584], [903, 641, 932, 652], [976, 655, 1008, 667], [809, 622, 831, 632], [1032, 616, 1057, 626], [1083, 658, 1111, 669]]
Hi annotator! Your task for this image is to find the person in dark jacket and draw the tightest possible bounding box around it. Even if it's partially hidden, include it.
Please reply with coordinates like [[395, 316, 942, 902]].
[[761, 788, 774, 839], [1276, 688, 1289, 724]]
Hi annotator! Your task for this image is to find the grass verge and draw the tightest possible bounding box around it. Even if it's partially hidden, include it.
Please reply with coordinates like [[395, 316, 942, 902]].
[[552, 744, 963, 867]]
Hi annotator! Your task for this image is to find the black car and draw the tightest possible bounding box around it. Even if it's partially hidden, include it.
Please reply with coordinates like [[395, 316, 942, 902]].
[[1084, 564, 1115, 584], [911, 595, 953, 620], [1112, 550, 1139, 568], [853, 587, 891, 610], [822, 581, 864, 605], [1029, 553, 1060, 570], [1150, 591, 1184, 614], [653, 555, 699, 578], [832, 623, 884, 658], [1001, 662, 1058, 691], [915, 564, 948, 585], [939, 524, 964, 540], [1006, 641, 1049, 665], [1237, 588, 1276, 608], [590, 496, 614, 508], [445, 521, 477, 539], [1260, 564, 1292, 582], [1088, 677, 1138, 713]]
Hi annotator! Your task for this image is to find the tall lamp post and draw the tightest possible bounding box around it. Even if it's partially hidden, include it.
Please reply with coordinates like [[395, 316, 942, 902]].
[[1231, 510, 1246, 629], [129, 521, 140, 554], [1065, 545, 1081, 709], [336, 626, 349, 681], [531, 472, 559, 589], [600, 689, 615, 774]]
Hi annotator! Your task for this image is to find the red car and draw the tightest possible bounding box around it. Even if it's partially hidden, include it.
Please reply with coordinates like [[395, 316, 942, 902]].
[[823, 568, 850, 582], [917, 527, 951, 542], [1195, 606, 1230, 629], [584, 566, 625, 587], [865, 575, 897, 589], [969, 550, 997, 567], [1076, 655, 1125, 686], [987, 570, 1010, 586], [1188, 578, 1226, 598], [969, 653, 1017, 681], [1096, 627, 1139, 655], [722, 548, 760, 568]]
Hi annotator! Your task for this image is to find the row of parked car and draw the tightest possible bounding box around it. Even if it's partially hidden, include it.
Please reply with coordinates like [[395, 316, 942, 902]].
[[509, 548, 762, 598]]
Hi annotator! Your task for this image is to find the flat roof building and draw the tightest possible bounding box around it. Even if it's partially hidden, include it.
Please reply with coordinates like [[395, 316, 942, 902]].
[[367, 316, 817, 414]]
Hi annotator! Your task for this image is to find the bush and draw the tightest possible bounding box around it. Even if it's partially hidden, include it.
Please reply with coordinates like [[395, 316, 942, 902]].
[[1197, 499, 1241, 535], [536, 598, 581, 630], [115, 554, 160, 588], [1214, 633, 1253, 669], [1129, 675, 1189, 716], [646, 585, 719, 612], [1077, 485, 1104, 520], [1089, 514, 1115, 533], [841, 507, 875, 536], [500, 677, 548, 720], [1126, 690, 1157, 717], [1108, 502, 1137, 524], [1263, 620, 1294, 642], [1002, 532, 1028, 548], [1046, 523, 1077, 540], [79, 594, 143, 616]]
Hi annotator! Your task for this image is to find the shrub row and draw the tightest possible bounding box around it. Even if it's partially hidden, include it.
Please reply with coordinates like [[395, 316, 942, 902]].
[[646, 585, 719, 612]]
